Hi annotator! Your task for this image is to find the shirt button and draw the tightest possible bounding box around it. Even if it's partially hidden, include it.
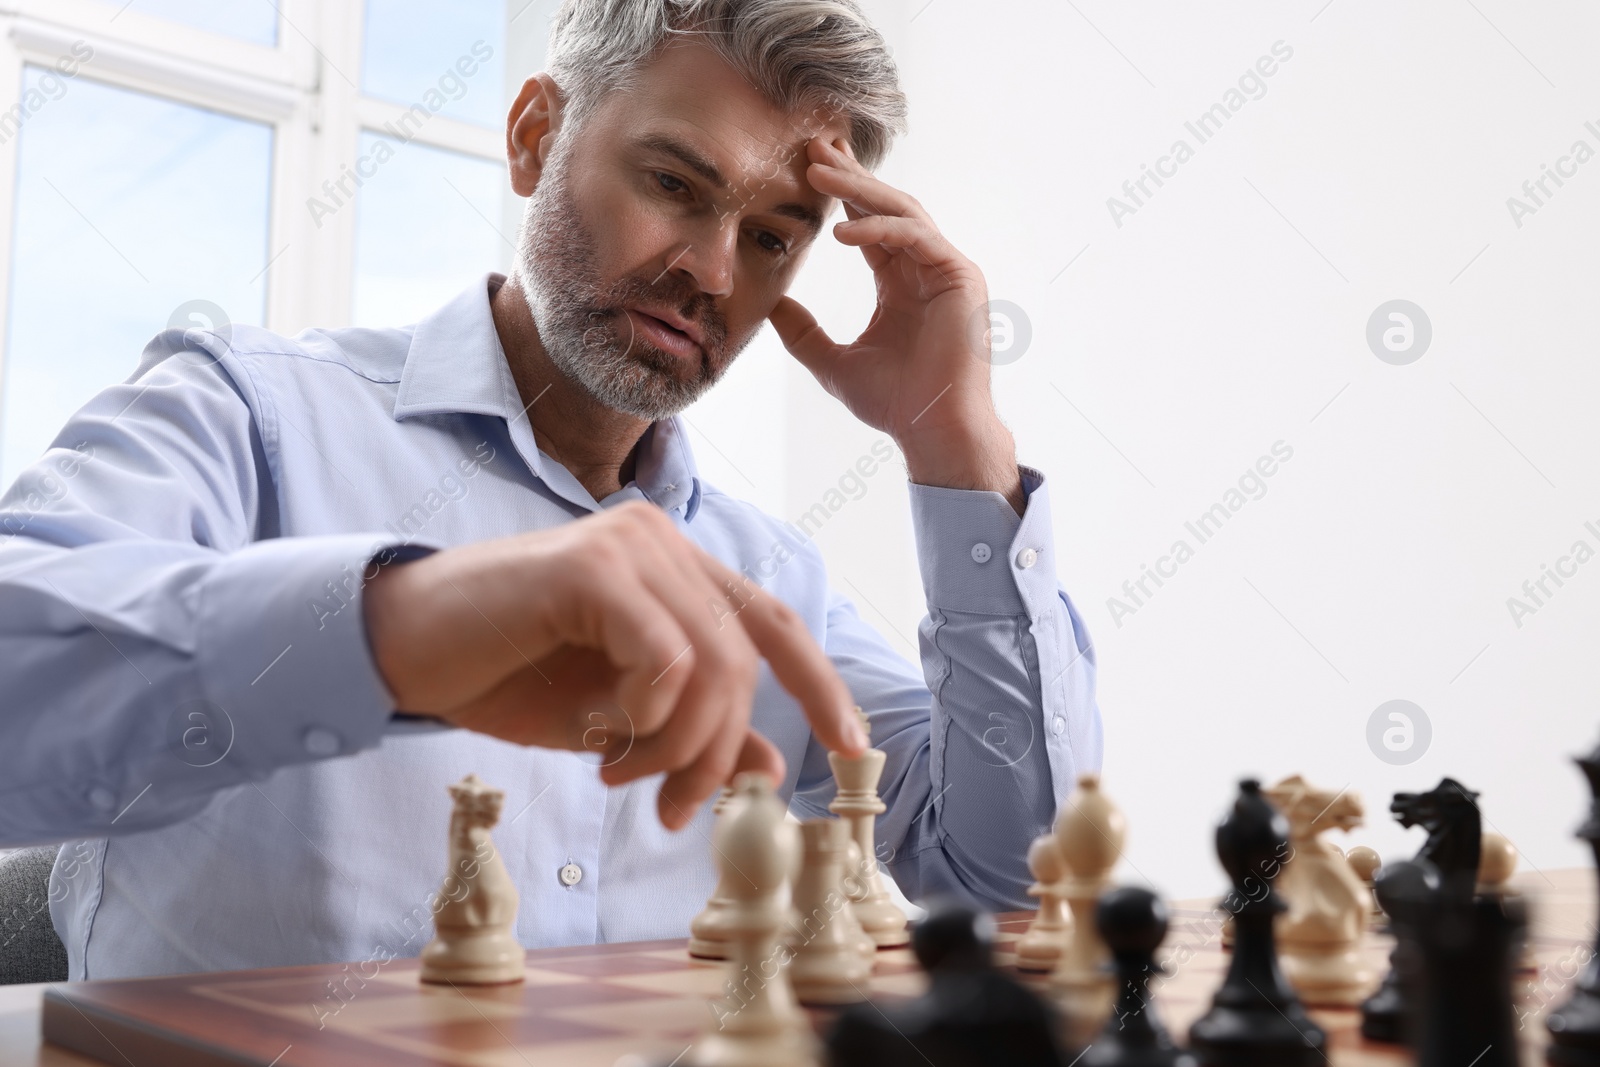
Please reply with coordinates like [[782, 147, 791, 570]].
[[1015, 547, 1039, 569], [970, 542, 992, 563], [1052, 716, 1066, 737], [558, 863, 583, 887], [302, 727, 342, 757], [88, 786, 117, 813]]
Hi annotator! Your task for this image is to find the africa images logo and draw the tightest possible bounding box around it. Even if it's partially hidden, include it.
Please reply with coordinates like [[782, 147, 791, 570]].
[[1365, 300, 1431, 366], [1366, 700, 1431, 766]]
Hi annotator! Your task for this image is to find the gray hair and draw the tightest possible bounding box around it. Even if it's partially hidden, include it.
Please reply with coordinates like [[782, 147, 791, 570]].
[[545, 0, 908, 171]]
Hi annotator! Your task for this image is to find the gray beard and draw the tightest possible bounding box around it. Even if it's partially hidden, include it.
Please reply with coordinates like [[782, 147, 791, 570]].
[[514, 139, 742, 421]]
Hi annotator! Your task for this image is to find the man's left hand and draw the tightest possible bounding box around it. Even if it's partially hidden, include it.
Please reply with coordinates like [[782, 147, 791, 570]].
[[768, 137, 1024, 514]]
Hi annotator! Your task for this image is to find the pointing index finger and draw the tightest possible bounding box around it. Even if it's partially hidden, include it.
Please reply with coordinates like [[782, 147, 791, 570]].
[[697, 551, 868, 758]]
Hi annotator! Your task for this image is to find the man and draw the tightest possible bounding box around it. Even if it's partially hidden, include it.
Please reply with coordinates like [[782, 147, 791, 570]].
[[0, 0, 1100, 981]]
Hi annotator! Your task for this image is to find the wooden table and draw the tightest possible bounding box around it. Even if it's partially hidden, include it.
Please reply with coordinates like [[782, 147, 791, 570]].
[[2, 869, 1590, 1066], [0, 982, 95, 1066]]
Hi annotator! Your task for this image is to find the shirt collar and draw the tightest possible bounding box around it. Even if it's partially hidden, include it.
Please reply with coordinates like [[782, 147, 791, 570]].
[[392, 272, 703, 521], [631, 417, 702, 519]]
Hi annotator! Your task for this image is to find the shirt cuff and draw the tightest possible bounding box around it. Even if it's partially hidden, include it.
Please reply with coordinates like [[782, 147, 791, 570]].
[[195, 534, 432, 775], [908, 464, 1059, 618]]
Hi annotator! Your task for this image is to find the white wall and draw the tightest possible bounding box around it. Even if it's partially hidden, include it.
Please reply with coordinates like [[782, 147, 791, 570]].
[[704, 0, 1600, 901]]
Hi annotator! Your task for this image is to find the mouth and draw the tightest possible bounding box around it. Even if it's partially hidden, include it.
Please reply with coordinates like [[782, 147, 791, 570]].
[[623, 305, 705, 360]]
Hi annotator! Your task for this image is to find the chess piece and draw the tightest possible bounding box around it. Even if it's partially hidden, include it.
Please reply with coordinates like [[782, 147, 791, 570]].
[[686, 773, 817, 1067], [1398, 860, 1524, 1067], [1263, 775, 1373, 1006], [1477, 831, 1517, 896], [1344, 845, 1384, 925], [1406, 778, 1483, 898], [1360, 778, 1481, 1043], [1476, 831, 1537, 976], [419, 774, 525, 985], [1078, 885, 1197, 1067], [841, 839, 878, 961], [827, 900, 1068, 1067], [1016, 833, 1073, 972], [1359, 858, 1432, 1044], [787, 819, 872, 1004], [689, 787, 743, 960], [829, 707, 908, 948], [1187, 779, 1326, 1066], [1050, 774, 1125, 1044], [1547, 733, 1600, 1063]]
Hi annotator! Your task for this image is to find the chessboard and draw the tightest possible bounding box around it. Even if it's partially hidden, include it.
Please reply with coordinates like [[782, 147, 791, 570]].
[[37, 870, 1592, 1067]]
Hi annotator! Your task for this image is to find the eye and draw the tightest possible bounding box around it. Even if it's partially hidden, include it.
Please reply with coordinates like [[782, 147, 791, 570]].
[[753, 230, 789, 256], [652, 171, 688, 195]]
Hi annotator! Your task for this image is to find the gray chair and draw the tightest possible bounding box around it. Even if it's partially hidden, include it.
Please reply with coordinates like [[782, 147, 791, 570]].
[[0, 847, 68, 984]]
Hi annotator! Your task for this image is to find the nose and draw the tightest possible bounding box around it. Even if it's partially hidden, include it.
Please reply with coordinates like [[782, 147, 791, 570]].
[[661, 216, 738, 300]]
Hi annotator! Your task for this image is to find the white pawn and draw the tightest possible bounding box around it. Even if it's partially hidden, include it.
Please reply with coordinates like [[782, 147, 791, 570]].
[[1345, 845, 1384, 928], [686, 773, 817, 1067], [689, 787, 742, 960], [787, 819, 872, 1004], [1015, 833, 1073, 972], [1049, 773, 1125, 1043], [1477, 831, 1518, 897], [1265, 775, 1373, 1007], [1478, 831, 1537, 974], [828, 707, 908, 948], [419, 775, 524, 986]]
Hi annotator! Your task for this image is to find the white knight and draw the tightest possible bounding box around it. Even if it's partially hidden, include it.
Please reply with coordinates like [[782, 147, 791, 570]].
[[419, 774, 525, 986], [1265, 774, 1372, 1006]]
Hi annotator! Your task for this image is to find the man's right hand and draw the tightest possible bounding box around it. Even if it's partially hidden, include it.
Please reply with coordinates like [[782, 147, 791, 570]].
[[362, 500, 867, 829]]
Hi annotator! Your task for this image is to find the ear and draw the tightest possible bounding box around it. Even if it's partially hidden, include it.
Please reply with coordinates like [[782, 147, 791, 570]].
[[506, 73, 565, 198]]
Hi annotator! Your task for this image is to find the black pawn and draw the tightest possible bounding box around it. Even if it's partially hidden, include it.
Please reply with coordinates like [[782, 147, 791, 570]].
[[1078, 886, 1196, 1067], [911, 902, 996, 973], [1548, 734, 1600, 1064], [1187, 780, 1326, 1067], [1358, 859, 1434, 1042], [826, 899, 1066, 1067]]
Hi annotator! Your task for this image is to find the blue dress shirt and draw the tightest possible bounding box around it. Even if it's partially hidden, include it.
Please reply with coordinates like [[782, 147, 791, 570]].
[[0, 272, 1101, 981]]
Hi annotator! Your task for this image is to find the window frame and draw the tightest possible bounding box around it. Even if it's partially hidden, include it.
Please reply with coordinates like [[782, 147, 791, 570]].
[[0, 0, 529, 444]]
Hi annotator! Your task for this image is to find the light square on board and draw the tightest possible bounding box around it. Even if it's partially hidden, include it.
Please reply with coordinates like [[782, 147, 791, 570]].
[[315, 990, 528, 1029], [385, 1012, 626, 1051], [537, 953, 700, 977], [603, 967, 728, 998], [474, 1035, 693, 1067], [193, 973, 413, 1007], [546, 995, 710, 1039]]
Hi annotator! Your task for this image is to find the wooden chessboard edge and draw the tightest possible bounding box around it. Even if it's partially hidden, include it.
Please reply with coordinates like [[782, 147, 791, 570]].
[[43, 987, 264, 1067], [41, 983, 455, 1067]]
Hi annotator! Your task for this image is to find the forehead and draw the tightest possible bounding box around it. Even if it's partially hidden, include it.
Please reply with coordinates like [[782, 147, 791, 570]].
[[584, 37, 850, 188]]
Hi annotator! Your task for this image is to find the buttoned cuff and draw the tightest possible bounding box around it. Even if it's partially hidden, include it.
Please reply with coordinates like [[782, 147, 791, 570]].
[[195, 534, 434, 775], [908, 465, 1058, 618]]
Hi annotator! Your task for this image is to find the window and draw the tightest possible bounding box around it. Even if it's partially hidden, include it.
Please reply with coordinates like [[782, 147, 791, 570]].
[[0, 0, 533, 480], [352, 131, 509, 328], [122, 0, 279, 46], [360, 0, 506, 128], [2, 70, 272, 487]]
